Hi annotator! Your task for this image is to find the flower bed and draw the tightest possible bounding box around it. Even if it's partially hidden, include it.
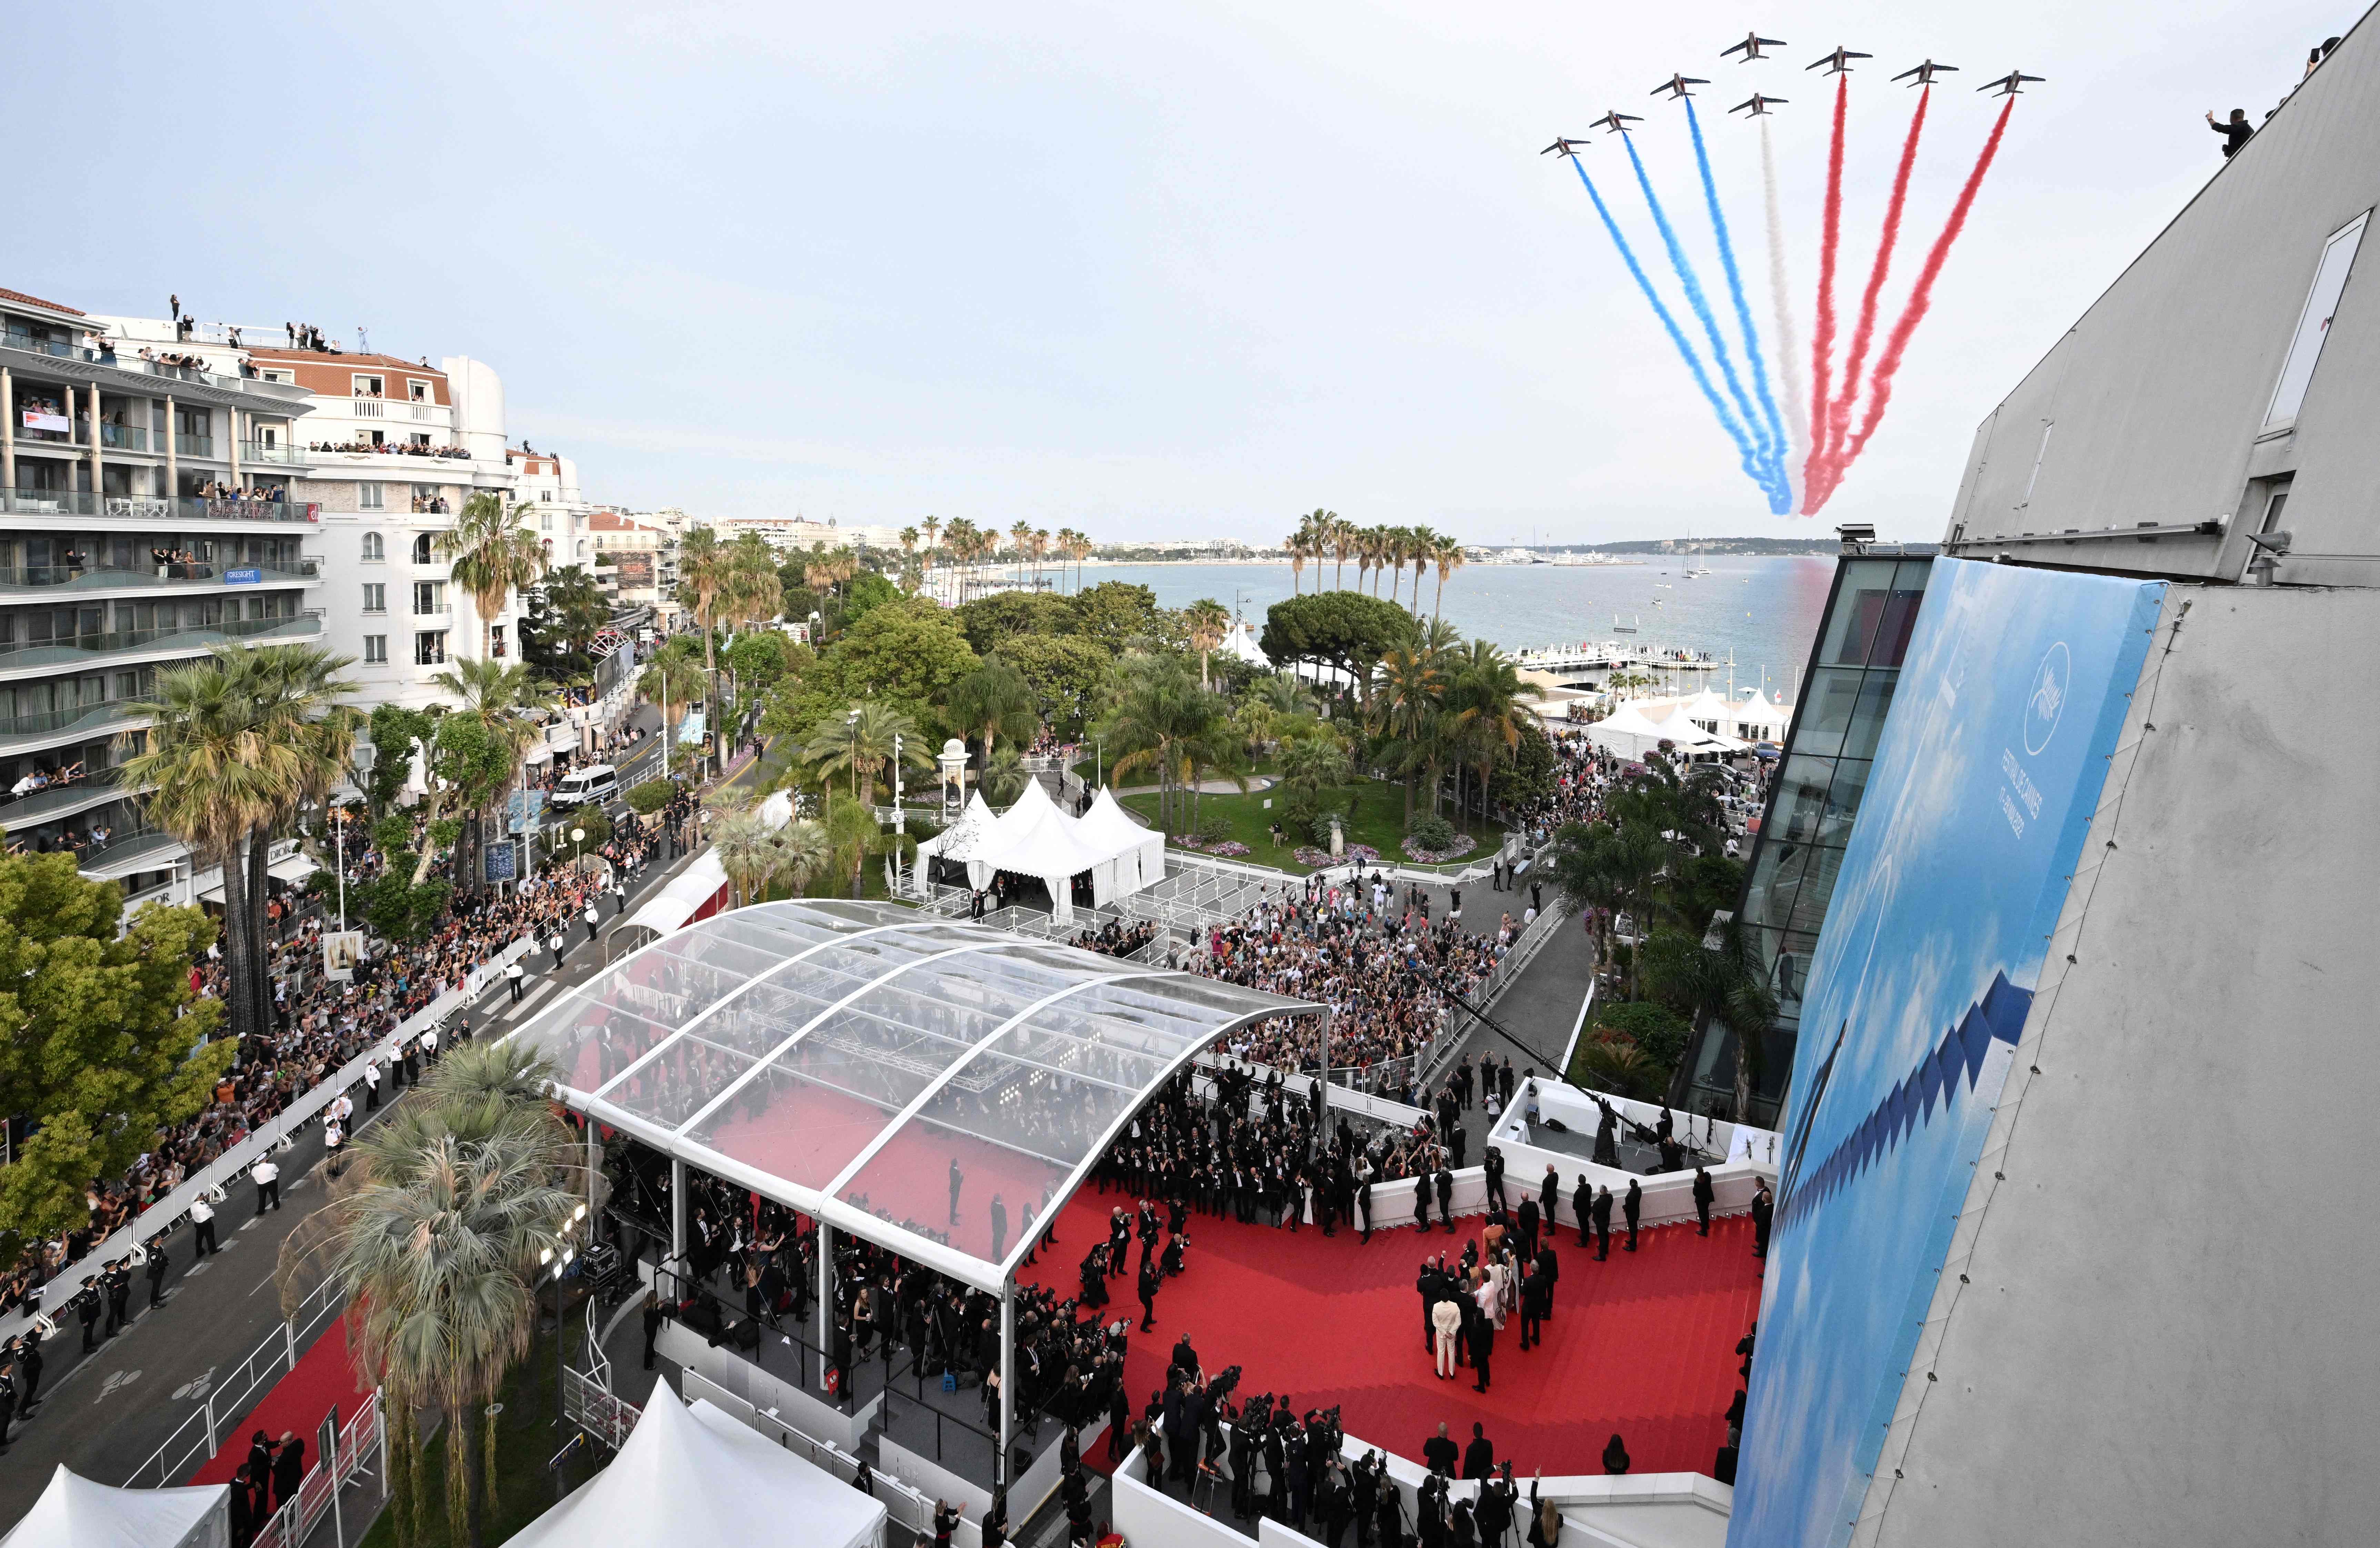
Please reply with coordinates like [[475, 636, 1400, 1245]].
[[1402, 833, 1478, 864], [1170, 835, 1251, 858], [1293, 842, 1381, 868]]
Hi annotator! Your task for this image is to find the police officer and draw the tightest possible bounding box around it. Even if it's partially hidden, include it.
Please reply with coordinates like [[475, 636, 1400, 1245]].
[[146, 1234, 171, 1307], [252, 1154, 281, 1216], [14, 1331, 44, 1418], [191, 1191, 220, 1256], [76, 1281, 102, 1352], [104, 1260, 133, 1338]]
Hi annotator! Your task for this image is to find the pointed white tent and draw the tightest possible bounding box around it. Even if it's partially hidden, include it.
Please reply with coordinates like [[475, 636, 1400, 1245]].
[[507, 1380, 884, 1548], [915, 790, 1000, 876], [1, 1468, 227, 1548], [1079, 787, 1166, 895], [968, 778, 1113, 921]]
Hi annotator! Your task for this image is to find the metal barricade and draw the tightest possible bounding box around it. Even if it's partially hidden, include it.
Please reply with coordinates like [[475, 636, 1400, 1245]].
[[123, 1277, 347, 1487]]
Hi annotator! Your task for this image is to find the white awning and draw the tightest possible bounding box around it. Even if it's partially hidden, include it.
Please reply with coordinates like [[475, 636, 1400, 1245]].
[[2, 1467, 227, 1548]]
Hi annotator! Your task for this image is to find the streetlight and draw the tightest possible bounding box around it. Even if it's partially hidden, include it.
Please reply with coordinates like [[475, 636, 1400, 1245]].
[[339, 730, 378, 931]]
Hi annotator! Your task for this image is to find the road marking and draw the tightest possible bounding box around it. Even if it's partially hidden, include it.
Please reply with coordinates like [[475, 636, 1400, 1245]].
[[501, 980, 559, 1022], [172, 1368, 217, 1402], [95, 1368, 143, 1401], [183, 1260, 213, 1279]]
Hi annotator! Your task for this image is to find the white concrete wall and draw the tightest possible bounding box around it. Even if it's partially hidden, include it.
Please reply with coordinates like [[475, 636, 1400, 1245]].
[[1846, 585, 2380, 1546]]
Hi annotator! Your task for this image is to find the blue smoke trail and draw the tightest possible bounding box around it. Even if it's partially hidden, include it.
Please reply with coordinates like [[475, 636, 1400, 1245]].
[[1684, 98, 1792, 514], [1617, 131, 1789, 508], [1565, 157, 1766, 493]]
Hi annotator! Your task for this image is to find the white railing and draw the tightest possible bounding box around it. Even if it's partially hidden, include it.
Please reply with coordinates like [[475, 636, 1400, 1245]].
[[248, 1390, 385, 1548], [3, 935, 537, 1347], [562, 1366, 641, 1452], [122, 1276, 348, 1487], [349, 399, 383, 418]]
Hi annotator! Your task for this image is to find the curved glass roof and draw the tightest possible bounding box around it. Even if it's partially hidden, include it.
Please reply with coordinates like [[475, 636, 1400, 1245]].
[[509, 898, 1323, 1291]]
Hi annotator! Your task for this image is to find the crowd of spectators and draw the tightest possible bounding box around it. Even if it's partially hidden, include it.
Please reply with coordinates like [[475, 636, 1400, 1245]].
[[0, 792, 672, 1318], [305, 439, 471, 460]]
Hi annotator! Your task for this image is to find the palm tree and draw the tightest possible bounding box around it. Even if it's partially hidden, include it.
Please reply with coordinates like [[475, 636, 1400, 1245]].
[[824, 792, 880, 899], [639, 633, 707, 744], [438, 493, 548, 661], [1285, 526, 1309, 595], [979, 746, 1032, 805], [1007, 520, 1032, 586], [1408, 527, 1436, 614], [944, 657, 1041, 765], [1444, 640, 1542, 833], [710, 805, 828, 906], [325, 1049, 585, 1548], [1430, 533, 1467, 621], [1552, 818, 1667, 998], [805, 701, 928, 807], [921, 517, 943, 595], [429, 657, 555, 894], [1184, 598, 1230, 689], [1094, 655, 1235, 837], [943, 520, 977, 600], [1370, 640, 1449, 826]]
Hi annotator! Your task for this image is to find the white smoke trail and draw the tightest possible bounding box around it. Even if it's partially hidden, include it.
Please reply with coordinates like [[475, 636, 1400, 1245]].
[[1760, 116, 1808, 512]]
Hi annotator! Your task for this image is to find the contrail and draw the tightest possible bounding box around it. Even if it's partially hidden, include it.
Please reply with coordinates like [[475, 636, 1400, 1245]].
[[1812, 96, 2017, 509], [1822, 86, 1929, 486], [1565, 156, 1765, 493], [1619, 131, 1785, 506], [1684, 97, 1791, 513], [1803, 75, 1849, 506], [1759, 115, 1807, 513]]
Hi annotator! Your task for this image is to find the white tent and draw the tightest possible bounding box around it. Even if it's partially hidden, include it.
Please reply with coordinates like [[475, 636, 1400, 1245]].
[[967, 778, 1116, 922], [2, 1468, 227, 1548], [1586, 700, 1748, 762], [914, 790, 1000, 875], [509, 1380, 884, 1548], [1079, 787, 1167, 895]]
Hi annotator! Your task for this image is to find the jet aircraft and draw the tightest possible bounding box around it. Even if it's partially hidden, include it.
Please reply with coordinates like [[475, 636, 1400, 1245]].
[[1806, 46, 1871, 76], [1591, 110, 1644, 135], [1892, 59, 1959, 87], [1540, 137, 1589, 158], [1651, 73, 1710, 99], [1721, 33, 1787, 63], [1978, 70, 2045, 97], [1729, 93, 1788, 117]]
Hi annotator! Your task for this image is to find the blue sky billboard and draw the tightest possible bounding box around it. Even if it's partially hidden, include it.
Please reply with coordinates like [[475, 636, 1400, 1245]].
[[1727, 559, 2165, 1548]]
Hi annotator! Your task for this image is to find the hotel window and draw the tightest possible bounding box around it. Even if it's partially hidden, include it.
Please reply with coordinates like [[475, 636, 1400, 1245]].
[[413, 630, 447, 666], [2266, 211, 2369, 428], [412, 580, 447, 615], [409, 379, 431, 402], [409, 433, 431, 450], [351, 374, 385, 398], [364, 635, 388, 664], [358, 482, 384, 510], [360, 531, 384, 562], [362, 583, 386, 614], [412, 533, 435, 565]]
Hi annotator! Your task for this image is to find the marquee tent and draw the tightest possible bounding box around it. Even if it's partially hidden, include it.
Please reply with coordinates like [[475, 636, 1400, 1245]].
[[508, 1380, 884, 1548], [967, 778, 1117, 921], [1077, 788, 1167, 896], [1585, 700, 1749, 762], [914, 791, 1000, 882], [2, 1468, 227, 1548], [615, 790, 801, 952]]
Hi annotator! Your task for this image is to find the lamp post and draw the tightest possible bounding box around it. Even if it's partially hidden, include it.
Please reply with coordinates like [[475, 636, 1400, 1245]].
[[890, 732, 906, 893], [340, 730, 377, 931]]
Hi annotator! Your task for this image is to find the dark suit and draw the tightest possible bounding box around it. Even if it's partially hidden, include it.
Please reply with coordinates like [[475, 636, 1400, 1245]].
[[1461, 1436, 1494, 1480], [1623, 1180, 1641, 1251], [1590, 1190, 1613, 1260], [1515, 1198, 1539, 1260], [1434, 1168, 1454, 1232], [1467, 1312, 1495, 1392]]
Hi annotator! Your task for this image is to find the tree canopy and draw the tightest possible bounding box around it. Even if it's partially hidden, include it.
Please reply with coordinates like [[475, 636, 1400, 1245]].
[[0, 852, 229, 1253], [1260, 590, 1415, 692]]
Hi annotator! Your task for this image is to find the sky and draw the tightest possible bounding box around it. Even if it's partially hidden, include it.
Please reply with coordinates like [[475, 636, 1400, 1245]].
[[4, 1, 2357, 542]]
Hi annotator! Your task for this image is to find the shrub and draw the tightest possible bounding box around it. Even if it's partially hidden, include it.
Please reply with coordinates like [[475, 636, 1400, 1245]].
[[625, 779, 676, 816], [1407, 813, 1457, 852], [1596, 1000, 1692, 1072]]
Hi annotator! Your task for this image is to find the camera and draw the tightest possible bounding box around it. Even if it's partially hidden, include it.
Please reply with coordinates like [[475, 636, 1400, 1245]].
[[1208, 1364, 1244, 1403]]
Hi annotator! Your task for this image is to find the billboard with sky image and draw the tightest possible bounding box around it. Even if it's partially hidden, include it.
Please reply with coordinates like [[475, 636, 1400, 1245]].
[[1726, 559, 2165, 1548]]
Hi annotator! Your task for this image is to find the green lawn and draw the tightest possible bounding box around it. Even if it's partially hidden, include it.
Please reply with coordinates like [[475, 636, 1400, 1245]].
[[1121, 777, 1504, 874]]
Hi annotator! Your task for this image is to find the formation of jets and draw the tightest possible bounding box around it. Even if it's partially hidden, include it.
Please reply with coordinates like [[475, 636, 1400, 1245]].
[[1546, 36, 2043, 152]]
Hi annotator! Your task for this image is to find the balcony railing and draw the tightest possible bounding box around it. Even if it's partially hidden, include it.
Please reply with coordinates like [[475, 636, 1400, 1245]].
[[0, 560, 319, 592], [0, 698, 142, 746], [0, 489, 320, 525], [99, 423, 149, 452], [0, 337, 307, 397], [78, 823, 181, 871], [0, 764, 127, 825], [0, 609, 323, 669], [241, 441, 301, 463], [173, 433, 214, 458]]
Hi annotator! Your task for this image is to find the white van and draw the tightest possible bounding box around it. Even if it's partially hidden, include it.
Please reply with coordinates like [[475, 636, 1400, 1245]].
[[551, 763, 620, 809]]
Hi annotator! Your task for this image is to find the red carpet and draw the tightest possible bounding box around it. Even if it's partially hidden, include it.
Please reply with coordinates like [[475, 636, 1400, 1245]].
[[189, 1315, 376, 1484], [1017, 1190, 1761, 1478]]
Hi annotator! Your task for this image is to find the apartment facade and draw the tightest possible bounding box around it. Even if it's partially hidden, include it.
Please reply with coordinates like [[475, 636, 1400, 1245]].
[[1, 289, 324, 900]]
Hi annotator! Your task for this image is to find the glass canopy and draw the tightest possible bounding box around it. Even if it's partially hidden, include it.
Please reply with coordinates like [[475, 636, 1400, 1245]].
[[509, 898, 1324, 1291]]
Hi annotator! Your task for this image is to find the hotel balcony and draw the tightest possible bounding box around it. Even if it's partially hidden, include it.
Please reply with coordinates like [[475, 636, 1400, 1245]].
[[0, 558, 322, 600], [0, 607, 323, 680], [0, 489, 320, 526]]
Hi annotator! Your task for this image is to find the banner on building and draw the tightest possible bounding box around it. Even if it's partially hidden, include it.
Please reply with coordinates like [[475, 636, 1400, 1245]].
[[484, 839, 519, 883], [322, 930, 366, 983], [1728, 560, 2165, 1548]]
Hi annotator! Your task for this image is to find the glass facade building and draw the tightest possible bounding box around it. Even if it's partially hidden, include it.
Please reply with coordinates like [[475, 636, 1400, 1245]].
[[1679, 553, 1934, 1123]]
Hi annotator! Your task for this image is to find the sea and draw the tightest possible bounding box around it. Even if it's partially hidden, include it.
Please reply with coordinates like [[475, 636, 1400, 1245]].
[[1076, 557, 1839, 698]]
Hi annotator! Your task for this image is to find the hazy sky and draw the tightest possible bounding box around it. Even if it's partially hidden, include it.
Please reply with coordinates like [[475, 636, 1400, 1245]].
[[6, 2, 2353, 541]]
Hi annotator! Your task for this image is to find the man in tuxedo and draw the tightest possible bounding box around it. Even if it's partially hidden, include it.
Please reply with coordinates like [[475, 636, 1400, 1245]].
[[1693, 1167, 1715, 1236], [1433, 1163, 1455, 1234], [1751, 1180, 1775, 1258], [1515, 1195, 1540, 1260], [1623, 1179, 1641, 1252], [1590, 1186, 1614, 1261]]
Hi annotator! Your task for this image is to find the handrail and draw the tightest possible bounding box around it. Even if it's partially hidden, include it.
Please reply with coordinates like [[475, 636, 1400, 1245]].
[[247, 1390, 386, 1548]]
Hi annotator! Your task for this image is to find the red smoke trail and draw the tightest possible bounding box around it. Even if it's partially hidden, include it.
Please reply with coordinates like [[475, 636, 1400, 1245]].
[[1802, 76, 1848, 506], [1821, 86, 1928, 483], [1808, 96, 2016, 511]]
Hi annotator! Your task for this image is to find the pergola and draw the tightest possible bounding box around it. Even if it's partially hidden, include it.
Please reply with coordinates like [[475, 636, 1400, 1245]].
[[506, 898, 1326, 1487]]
